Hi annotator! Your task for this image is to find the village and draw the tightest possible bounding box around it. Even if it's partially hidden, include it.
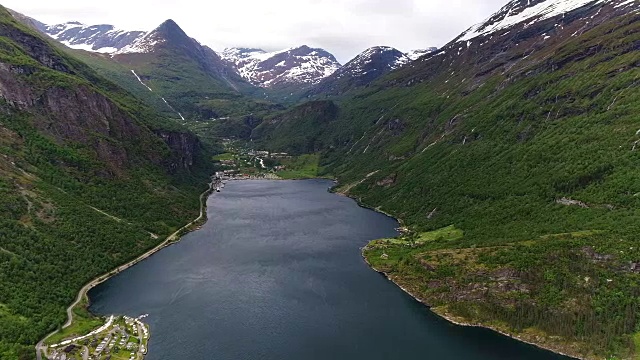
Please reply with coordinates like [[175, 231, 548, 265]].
[[212, 139, 297, 181], [45, 316, 150, 360]]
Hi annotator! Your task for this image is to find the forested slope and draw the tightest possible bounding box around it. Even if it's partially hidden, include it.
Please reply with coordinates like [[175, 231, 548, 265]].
[[0, 7, 212, 359]]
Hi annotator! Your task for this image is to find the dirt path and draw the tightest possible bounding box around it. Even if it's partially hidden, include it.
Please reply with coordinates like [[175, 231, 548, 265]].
[[36, 180, 214, 360]]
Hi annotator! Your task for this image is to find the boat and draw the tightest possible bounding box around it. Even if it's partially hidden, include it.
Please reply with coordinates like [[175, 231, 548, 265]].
[[216, 187, 221, 192]]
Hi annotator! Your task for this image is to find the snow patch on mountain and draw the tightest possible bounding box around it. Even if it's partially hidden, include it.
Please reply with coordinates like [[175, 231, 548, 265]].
[[43, 21, 146, 53], [406, 47, 438, 60], [457, 0, 615, 42], [115, 34, 164, 54]]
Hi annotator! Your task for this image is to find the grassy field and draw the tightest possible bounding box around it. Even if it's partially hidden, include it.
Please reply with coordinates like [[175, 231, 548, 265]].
[[44, 297, 103, 346], [212, 153, 235, 161], [276, 154, 328, 179]]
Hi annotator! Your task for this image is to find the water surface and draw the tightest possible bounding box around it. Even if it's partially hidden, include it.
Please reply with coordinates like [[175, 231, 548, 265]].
[[89, 180, 569, 360]]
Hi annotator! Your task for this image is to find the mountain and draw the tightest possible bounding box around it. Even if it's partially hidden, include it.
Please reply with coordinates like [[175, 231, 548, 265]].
[[38, 18, 259, 120], [39, 21, 146, 53], [307, 46, 410, 97], [0, 7, 213, 358], [221, 46, 341, 90], [252, 0, 640, 358], [39, 22, 342, 93]]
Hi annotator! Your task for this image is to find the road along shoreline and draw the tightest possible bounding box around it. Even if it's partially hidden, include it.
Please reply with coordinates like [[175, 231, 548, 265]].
[[36, 179, 216, 360]]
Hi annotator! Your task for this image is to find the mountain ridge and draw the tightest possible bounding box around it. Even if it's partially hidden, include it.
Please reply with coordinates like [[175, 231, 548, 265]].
[[37, 19, 438, 93]]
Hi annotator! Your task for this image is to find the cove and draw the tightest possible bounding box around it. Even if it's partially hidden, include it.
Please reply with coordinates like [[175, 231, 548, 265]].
[[88, 179, 570, 360]]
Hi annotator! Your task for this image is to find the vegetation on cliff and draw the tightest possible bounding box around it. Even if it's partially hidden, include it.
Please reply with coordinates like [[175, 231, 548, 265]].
[[0, 7, 213, 359]]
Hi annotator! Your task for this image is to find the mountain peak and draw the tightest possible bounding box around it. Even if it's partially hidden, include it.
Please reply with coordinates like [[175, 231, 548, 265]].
[[305, 46, 410, 97], [113, 19, 192, 55], [221, 45, 340, 89], [149, 18, 189, 41], [155, 19, 181, 32], [359, 46, 404, 57], [350, 46, 408, 67], [287, 45, 338, 63]]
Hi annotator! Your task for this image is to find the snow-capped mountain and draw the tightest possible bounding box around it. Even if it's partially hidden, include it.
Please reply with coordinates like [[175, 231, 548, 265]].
[[406, 47, 438, 60], [38, 19, 343, 90], [388, 0, 638, 93], [307, 46, 410, 97], [40, 21, 146, 53], [36, 18, 439, 94], [38, 19, 202, 55], [343, 46, 411, 73], [221, 46, 341, 89], [37, 18, 251, 119]]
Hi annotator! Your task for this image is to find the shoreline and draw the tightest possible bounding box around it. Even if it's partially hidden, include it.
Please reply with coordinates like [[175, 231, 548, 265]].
[[226, 177, 587, 359], [361, 251, 583, 360], [36, 176, 586, 360], [334, 182, 584, 360], [36, 178, 216, 360]]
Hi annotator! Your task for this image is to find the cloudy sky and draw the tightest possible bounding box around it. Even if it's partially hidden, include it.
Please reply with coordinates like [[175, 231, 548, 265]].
[[6, 0, 508, 63]]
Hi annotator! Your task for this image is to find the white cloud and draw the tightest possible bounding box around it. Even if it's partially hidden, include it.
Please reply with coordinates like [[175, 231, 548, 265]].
[[6, 0, 508, 63]]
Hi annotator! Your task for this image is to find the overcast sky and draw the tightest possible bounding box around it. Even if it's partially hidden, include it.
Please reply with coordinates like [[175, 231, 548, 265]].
[[6, 0, 508, 63]]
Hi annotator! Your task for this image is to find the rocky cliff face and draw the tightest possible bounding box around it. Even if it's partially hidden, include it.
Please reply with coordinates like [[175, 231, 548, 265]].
[[0, 15, 202, 176], [154, 130, 200, 173]]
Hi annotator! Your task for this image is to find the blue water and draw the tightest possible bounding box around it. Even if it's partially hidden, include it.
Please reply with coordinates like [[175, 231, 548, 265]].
[[89, 179, 570, 360]]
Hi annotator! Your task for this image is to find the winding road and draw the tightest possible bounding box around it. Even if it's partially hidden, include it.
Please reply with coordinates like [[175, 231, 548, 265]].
[[36, 180, 214, 360]]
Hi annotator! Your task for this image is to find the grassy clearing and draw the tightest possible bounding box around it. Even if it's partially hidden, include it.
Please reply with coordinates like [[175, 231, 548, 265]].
[[44, 298, 103, 345], [369, 225, 464, 247], [276, 154, 327, 179], [631, 333, 640, 360], [539, 230, 605, 240], [212, 153, 234, 161]]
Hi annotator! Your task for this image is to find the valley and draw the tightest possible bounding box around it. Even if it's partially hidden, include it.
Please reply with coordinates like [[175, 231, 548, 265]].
[[0, 0, 638, 359]]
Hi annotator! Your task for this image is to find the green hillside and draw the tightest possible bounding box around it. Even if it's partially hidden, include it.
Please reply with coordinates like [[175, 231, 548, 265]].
[[0, 8, 213, 359], [254, 10, 640, 359], [63, 49, 179, 119]]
